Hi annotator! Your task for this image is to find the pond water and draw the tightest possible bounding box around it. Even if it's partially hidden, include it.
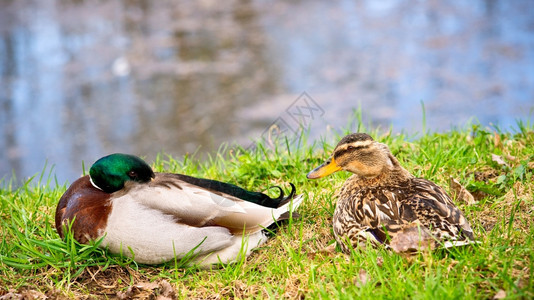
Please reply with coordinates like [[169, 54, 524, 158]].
[[1, 0, 533, 184]]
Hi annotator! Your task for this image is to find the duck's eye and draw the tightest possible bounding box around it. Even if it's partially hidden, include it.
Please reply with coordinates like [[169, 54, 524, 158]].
[[347, 145, 364, 151], [127, 170, 138, 179]]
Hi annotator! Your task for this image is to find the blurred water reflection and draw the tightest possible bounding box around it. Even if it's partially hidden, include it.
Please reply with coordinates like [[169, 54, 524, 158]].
[[1, 0, 533, 184]]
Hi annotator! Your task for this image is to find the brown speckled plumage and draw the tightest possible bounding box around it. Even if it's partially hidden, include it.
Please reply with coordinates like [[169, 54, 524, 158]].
[[308, 133, 475, 253]]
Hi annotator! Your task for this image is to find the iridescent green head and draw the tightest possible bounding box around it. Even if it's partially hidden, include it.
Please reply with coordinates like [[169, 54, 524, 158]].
[[89, 153, 155, 193]]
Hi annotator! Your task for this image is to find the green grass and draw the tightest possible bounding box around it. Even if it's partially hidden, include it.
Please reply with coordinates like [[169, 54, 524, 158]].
[[1, 120, 533, 299]]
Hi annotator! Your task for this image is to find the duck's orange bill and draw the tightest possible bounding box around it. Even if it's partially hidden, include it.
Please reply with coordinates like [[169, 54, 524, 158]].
[[307, 158, 342, 179]]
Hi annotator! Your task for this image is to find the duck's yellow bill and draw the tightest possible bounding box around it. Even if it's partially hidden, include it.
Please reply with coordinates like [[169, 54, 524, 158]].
[[307, 158, 342, 179]]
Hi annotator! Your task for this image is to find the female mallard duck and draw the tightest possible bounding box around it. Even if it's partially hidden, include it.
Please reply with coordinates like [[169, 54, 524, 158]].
[[55, 153, 302, 266], [307, 133, 475, 253]]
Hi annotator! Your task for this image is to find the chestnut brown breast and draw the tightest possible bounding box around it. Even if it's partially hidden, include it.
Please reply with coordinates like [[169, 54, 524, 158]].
[[55, 175, 112, 244]]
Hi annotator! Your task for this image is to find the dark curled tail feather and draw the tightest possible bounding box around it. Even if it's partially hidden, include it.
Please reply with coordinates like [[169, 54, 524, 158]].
[[266, 183, 297, 207], [166, 173, 297, 208]]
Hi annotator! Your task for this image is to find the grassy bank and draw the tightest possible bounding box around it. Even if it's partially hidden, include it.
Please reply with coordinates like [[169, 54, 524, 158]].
[[1, 122, 533, 299]]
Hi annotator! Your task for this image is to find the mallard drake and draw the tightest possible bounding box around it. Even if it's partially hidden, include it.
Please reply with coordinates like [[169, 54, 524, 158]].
[[55, 153, 302, 266], [307, 133, 475, 253]]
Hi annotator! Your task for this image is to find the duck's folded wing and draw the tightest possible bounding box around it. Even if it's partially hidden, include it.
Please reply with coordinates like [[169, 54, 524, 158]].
[[160, 173, 296, 208], [346, 181, 474, 250], [403, 178, 475, 241], [128, 173, 302, 234], [210, 194, 303, 234]]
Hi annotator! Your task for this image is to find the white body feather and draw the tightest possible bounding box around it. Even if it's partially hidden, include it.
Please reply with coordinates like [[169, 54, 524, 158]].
[[101, 182, 303, 266]]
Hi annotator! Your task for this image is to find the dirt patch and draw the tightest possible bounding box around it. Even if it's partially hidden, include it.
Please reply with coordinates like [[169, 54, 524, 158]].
[[116, 280, 176, 300]]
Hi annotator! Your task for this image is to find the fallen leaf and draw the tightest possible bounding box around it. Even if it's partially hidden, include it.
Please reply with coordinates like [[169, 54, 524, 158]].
[[0, 292, 20, 300], [493, 289, 506, 299], [21, 290, 47, 300], [117, 280, 177, 300], [320, 243, 337, 254], [308, 243, 339, 259], [354, 269, 369, 287], [376, 256, 384, 267], [0, 290, 47, 300], [135, 281, 159, 290], [389, 223, 435, 253], [449, 177, 476, 205], [116, 286, 135, 300], [493, 132, 501, 148], [491, 154, 508, 166], [158, 280, 177, 299], [505, 154, 517, 162]]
